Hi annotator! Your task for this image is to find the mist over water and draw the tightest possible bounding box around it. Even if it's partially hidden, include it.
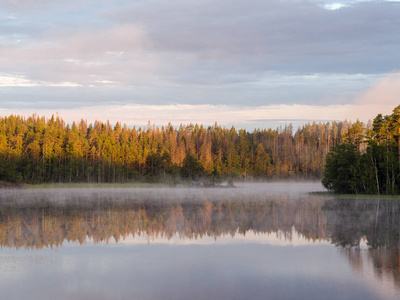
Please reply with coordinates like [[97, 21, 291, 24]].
[[0, 181, 326, 204], [0, 182, 399, 300]]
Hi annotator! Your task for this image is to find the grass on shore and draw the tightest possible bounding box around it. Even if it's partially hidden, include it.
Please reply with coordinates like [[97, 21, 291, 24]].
[[21, 182, 178, 189], [21, 181, 234, 189], [310, 191, 400, 199]]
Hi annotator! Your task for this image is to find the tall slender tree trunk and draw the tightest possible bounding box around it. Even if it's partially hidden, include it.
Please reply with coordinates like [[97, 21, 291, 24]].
[[398, 138, 400, 172], [372, 157, 380, 195]]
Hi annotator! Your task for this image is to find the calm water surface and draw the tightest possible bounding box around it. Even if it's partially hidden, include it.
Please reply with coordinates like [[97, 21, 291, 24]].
[[0, 182, 399, 300]]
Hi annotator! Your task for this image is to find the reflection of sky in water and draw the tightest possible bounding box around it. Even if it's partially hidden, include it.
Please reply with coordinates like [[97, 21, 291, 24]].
[[110, 229, 331, 246], [0, 182, 399, 300], [1, 243, 394, 300]]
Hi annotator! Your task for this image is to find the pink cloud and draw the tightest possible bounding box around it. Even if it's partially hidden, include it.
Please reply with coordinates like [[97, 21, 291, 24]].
[[351, 71, 400, 120], [0, 24, 157, 84]]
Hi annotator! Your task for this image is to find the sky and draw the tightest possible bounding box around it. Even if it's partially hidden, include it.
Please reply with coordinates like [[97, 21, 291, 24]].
[[0, 0, 399, 129]]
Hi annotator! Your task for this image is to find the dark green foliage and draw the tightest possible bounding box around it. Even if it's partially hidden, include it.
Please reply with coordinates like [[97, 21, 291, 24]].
[[322, 105, 400, 194], [181, 153, 204, 179], [322, 143, 361, 194]]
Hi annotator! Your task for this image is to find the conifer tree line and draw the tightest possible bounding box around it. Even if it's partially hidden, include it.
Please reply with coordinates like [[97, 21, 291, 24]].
[[0, 113, 357, 184], [322, 105, 400, 195]]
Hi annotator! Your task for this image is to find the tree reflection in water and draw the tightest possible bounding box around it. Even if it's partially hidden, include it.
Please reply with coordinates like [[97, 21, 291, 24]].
[[0, 188, 399, 289]]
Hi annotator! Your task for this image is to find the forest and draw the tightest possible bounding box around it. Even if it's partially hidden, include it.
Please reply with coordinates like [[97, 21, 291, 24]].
[[1, 106, 399, 186], [322, 105, 400, 195], [0, 112, 357, 184]]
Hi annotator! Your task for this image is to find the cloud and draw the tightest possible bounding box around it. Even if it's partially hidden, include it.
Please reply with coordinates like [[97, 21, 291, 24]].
[[103, 0, 400, 75], [0, 76, 395, 129], [0, 103, 362, 130], [0, 24, 156, 85], [0, 72, 383, 111], [0, 73, 82, 87], [0, 0, 398, 113], [2, 1, 400, 84], [0, 73, 37, 87], [324, 3, 350, 10], [352, 72, 400, 119], [0, 0, 98, 11]]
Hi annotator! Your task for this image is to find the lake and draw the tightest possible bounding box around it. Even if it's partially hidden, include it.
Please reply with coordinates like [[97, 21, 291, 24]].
[[0, 182, 399, 300]]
